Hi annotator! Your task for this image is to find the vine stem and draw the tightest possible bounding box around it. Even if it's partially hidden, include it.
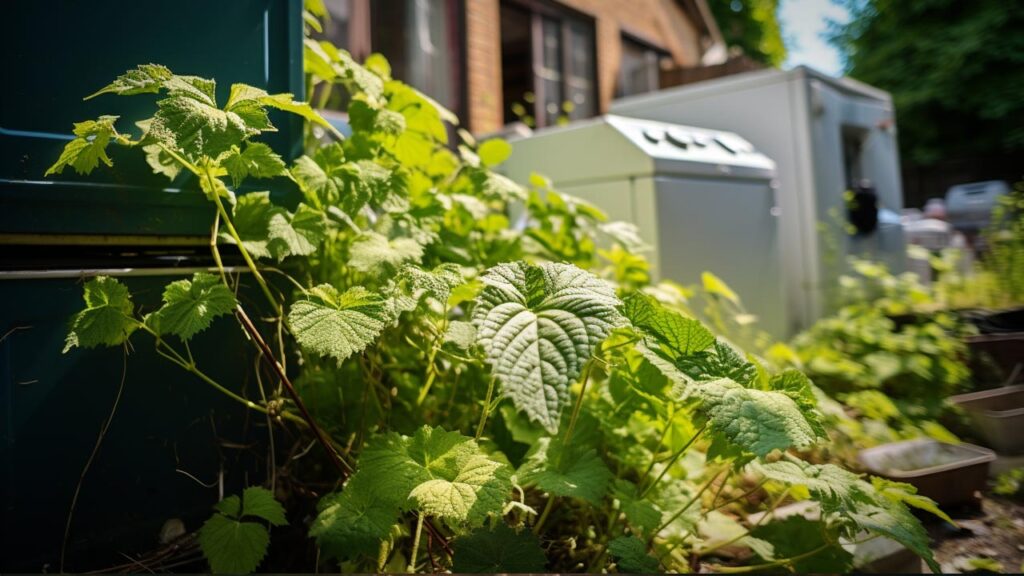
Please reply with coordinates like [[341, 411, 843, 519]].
[[710, 543, 831, 573], [652, 466, 728, 539], [408, 513, 425, 573], [474, 377, 497, 440], [639, 422, 707, 498], [532, 495, 557, 535], [235, 306, 352, 477], [60, 345, 129, 573], [562, 354, 598, 447]]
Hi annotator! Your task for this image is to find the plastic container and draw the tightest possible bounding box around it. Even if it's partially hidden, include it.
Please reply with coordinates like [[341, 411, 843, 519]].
[[858, 439, 996, 506], [952, 385, 1024, 455]]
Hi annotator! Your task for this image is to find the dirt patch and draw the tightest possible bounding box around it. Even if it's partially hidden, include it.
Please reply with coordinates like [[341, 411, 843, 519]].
[[928, 496, 1024, 573]]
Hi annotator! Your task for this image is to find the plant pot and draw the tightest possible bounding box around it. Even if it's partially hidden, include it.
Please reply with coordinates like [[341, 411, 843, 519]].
[[964, 333, 1024, 385], [858, 439, 996, 506], [952, 385, 1024, 455]]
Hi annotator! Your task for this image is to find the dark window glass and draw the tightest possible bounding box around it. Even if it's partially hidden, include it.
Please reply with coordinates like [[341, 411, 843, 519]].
[[617, 36, 662, 98], [499, 1, 597, 128]]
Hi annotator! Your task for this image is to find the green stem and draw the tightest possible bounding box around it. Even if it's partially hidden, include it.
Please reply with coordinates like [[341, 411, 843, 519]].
[[708, 478, 768, 514], [562, 356, 597, 447], [532, 496, 557, 536], [653, 466, 727, 538], [640, 423, 707, 498], [702, 487, 791, 557], [474, 377, 497, 440], [150, 334, 268, 415], [207, 172, 279, 314], [408, 513, 425, 573], [711, 544, 830, 573]]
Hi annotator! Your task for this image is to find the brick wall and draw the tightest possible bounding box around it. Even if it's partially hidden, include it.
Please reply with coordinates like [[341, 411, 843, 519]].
[[464, 0, 707, 134]]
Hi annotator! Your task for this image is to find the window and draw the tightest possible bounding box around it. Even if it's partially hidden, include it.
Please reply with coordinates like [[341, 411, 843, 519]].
[[313, 0, 465, 120], [500, 1, 597, 128], [616, 35, 666, 98]]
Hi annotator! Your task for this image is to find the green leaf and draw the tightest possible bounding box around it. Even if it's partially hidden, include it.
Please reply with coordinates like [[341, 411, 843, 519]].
[[444, 321, 478, 350], [685, 378, 818, 457], [518, 437, 612, 504], [848, 501, 940, 573], [399, 263, 464, 305], [288, 285, 393, 364], [226, 192, 324, 261], [46, 116, 120, 176], [154, 75, 257, 159], [409, 452, 511, 524], [750, 516, 853, 573], [310, 473, 402, 559], [623, 293, 715, 357], [64, 276, 137, 353], [478, 138, 512, 167], [85, 63, 173, 99], [752, 459, 864, 509], [197, 514, 269, 574], [677, 340, 758, 387], [612, 479, 662, 536], [240, 486, 288, 526], [769, 369, 827, 439], [146, 273, 236, 340], [452, 523, 547, 573], [702, 271, 739, 305], [258, 91, 343, 139], [472, 262, 622, 433], [870, 477, 955, 525], [608, 536, 659, 573], [347, 231, 424, 274], [220, 142, 287, 187]]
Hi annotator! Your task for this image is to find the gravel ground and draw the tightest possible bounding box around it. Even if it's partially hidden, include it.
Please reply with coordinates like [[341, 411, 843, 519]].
[[928, 496, 1024, 573]]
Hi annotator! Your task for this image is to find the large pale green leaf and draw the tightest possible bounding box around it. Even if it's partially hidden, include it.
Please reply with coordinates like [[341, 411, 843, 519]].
[[518, 437, 611, 504], [472, 262, 622, 433], [86, 63, 173, 99], [64, 276, 137, 353], [220, 142, 287, 187], [288, 285, 393, 364], [154, 75, 256, 159], [347, 231, 424, 274], [310, 473, 401, 558], [146, 273, 236, 340], [225, 192, 324, 261], [623, 292, 714, 357], [684, 378, 818, 457], [46, 116, 120, 176], [452, 523, 547, 573]]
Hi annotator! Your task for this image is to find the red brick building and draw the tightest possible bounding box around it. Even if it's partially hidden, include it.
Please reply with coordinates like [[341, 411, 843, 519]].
[[315, 0, 725, 134]]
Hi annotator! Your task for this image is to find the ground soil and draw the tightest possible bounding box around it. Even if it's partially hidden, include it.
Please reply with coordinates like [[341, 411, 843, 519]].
[[928, 496, 1024, 574]]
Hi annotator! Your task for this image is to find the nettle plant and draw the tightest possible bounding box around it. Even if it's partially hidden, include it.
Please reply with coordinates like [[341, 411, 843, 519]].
[[49, 37, 946, 574]]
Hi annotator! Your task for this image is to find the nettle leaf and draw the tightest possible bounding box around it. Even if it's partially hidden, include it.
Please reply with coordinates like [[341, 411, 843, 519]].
[[64, 276, 138, 353], [752, 459, 863, 509], [769, 369, 827, 439], [347, 231, 424, 274], [444, 321, 478, 350], [220, 142, 287, 187], [472, 262, 622, 433], [198, 487, 285, 575], [518, 437, 612, 504], [198, 514, 269, 574], [146, 273, 236, 340], [310, 473, 400, 558], [452, 523, 547, 573], [608, 536, 659, 573], [684, 378, 818, 457], [870, 477, 955, 525], [848, 502, 940, 573], [46, 115, 120, 176], [623, 293, 714, 357], [86, 63, 173, 98], [154, 75, 256, 159], [750, 516, 853, 573], [677, 340, 758, 387], [399, 263, 464, 305], [225, 192, 325, 261], [612, 479, 662, 536], [288, 285, 393, 364]]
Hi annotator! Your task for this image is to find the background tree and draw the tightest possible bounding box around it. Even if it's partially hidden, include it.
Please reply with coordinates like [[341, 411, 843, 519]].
[[828, 0, 1024, 201], [707, 0, 787, 67]]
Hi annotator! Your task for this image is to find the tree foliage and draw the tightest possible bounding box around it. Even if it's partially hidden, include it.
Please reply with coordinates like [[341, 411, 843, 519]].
[[707, 0, 787, 67], [828, 0, 1024, 164]]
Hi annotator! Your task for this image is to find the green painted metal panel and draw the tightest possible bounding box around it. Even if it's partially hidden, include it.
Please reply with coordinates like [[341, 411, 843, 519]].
[[0, 0, 304, 237]]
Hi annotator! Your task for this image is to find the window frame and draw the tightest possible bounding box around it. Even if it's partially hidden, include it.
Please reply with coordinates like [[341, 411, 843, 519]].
[[502, 0, 598, 128], [616, 30, 670, 98]]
